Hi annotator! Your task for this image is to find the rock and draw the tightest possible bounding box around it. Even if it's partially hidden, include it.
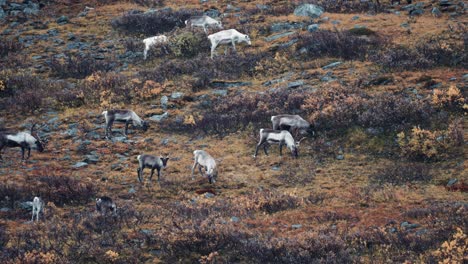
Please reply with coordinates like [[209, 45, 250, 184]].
[[225, 4, 241, 12], [294, 4, 324, 19], [211, 81, 252, 88], [204, 9, 220, 18], [262, 72, 293, 86], [67, 33, 75, 40], [230, 216, 240, 222], [72, 162, 88, 168], [448, 77, 456, 81], [149, 112, 168, 122], [160, 95, 168, 109], [336, 154, 344, 160], [409, 8, 424, 16], [63, 127, 78, 138], [204, 192, 215, 198], [0, 7, 6, 19], [23, 2, 40, 15], [264, 31, 295, 42], [351, 15, 360, 21], [401, 221, 420, 230], [129, 187, 136, 194], [0, 207, 10, 212], [400, 22, 410, 28], [331, 20, 341, 25], [211, 89, 228, 96], [256, 4, 270, 10], [111, 163, 122, 171], [272, 39, 298, 49], [292, 224, 302, 229], [307, 24, 319, 32], [447, 178, 458, 187], [32, 55, 42, 60], [287, 80, 304, 89], [271, 165, 280, 171], [84, 154, 100, 164], [171, 92, 184, 99], [322, 61, 342, 69], [462, 74, 468, 82], [270, 22, 304, 32], [56, 15, 69, 24], [160, 138, 169, 145], [20, 201, 33, 210], [47, 28, 59, 36]]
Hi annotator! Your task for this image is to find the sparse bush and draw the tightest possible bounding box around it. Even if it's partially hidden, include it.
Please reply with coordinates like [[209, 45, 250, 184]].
[[111, 8, 200, 36], [48, 53, 116, 79], [302, 83, 435, 134], [348, 27, 377, 36], [131, 0, 164, 7], [397, 123, 463, 161], [80, 71, 134, 106], [373, 38, 466, 71], [123, 37, 143, 53], [305, 0, 388, 13], [193, 87, 309, 134], [0, 38, 22, 57], [431, 85, 465, 112], [369, 162, 432, 185], [170, 31, 206, 58], [296, 29, 383, 60]]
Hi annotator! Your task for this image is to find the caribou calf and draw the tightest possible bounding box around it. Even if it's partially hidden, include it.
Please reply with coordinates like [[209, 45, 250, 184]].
[[96, 196, 117, 215], [102, 109, 149, 139], [0, 124, 46, 161], [191, 150, 218, 184], [137, 154, 169, 183], [31, 196, 44, 222], [253, 129, 305, 158]]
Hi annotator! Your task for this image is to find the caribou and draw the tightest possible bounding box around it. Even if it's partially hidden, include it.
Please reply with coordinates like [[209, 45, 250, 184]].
[[271, 114, 312, 137], [185, 15, 223, 34], [253, 129, 306, 158], [191, 150, 218, 184], [102, 109, 149, 139], [137, 154, 169, 184], [143, 35, 169, 60], [31, 196, 44, 222], [96, 196, 117, 215], [0, 124, 46, 161], [207, 29, 251, 58]]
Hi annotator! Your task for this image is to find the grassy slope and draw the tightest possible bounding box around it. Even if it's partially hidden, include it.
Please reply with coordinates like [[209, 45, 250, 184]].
[[0, 0, 466, 262]]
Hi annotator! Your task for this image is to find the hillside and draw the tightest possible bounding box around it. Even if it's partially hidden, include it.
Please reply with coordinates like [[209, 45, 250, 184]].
[[0, 0, 467, 263]]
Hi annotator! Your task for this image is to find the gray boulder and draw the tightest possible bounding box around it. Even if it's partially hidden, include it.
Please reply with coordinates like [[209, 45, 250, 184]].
[[150, 112, 169, 122], [307, 24, 319, 32], [270, 22, 304, 32], [294, 4, 324, 19]]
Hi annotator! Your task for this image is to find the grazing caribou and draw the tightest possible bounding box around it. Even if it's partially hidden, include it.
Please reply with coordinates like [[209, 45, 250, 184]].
[[137, 154, 169, 183], [271, 114, 312, 137], [31, 196, 44, 222], [191, 150, 218, 184], [102, 109, 149, 139], [96, 196, 117, 215], [143, 35, 169, 60], [0, 124, 46, 161], [207, 29, 251, 59], [185, 15, 223, 34], [253, 129, 306, 158]]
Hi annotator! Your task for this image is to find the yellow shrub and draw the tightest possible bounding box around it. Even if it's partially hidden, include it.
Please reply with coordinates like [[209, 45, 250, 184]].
[[432, 228, 467, 263]]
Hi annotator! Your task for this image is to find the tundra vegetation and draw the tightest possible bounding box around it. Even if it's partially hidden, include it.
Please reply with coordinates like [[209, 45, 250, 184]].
[[0, 0, 466, 263]]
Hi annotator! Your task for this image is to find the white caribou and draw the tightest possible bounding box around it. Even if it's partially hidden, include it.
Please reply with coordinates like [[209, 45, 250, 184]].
[[185, 15, 222, 34], [142, 35, 168, 60], [207, 29, 251, 58]]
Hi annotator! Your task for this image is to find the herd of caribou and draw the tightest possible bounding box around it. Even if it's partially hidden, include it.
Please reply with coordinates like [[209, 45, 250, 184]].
[[143, 15, 252, 60], [0, 14, 312, 221]]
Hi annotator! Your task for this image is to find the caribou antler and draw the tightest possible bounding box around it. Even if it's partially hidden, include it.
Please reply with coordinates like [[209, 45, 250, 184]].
[[297, 137, 307, 145]]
